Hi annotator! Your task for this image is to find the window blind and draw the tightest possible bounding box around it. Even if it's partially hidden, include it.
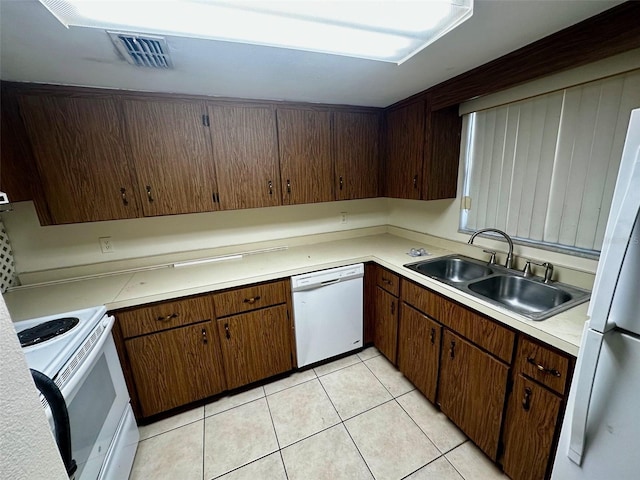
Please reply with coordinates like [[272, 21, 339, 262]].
[[461, 69, 640, 254]]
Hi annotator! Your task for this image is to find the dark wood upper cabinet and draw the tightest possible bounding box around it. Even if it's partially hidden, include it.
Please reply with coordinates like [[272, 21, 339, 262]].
[[276, 108, 333, 205], [384, 101, 425, 199], [208, 104, 281, 210], [333, 111, 380, 200], [122, 98, 219, 217], [17, 94, 140, 224], [423, 105, 462, 200]]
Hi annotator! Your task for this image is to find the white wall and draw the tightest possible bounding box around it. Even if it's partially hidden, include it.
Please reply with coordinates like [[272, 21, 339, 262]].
[[1, 198, 388, 274], [0, 294, 68, 480]]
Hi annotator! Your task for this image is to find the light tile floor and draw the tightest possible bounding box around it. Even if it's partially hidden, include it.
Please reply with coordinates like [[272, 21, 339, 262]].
[[130, 347, 509, 480]]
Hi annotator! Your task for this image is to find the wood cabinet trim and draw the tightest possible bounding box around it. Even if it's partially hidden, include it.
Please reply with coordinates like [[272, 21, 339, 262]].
[[388, 2, 640, 111], [1, 81, 382, 114]]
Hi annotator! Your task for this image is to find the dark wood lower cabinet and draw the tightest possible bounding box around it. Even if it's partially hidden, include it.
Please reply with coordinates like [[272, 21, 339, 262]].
[[125, 320, 226, 418], [502, 374, 563, 480], [217, 305, 292, 389], [438, 329, 509, 460], [397, 303, 441, 403], [374, 286, 399, 363]]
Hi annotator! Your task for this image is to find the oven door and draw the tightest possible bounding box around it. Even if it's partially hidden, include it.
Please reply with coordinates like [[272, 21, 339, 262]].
[[51, 315, 130, 480]]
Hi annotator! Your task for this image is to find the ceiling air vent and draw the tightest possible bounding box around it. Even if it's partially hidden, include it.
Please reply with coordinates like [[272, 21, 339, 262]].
[[108, 32, 173, 69]]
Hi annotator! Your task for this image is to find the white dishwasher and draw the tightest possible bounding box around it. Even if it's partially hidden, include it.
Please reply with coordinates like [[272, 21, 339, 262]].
[[291, 264, 364, 367]]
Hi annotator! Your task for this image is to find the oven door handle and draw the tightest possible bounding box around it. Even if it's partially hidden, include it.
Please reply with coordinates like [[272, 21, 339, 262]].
[[59, 315, 116, 399]]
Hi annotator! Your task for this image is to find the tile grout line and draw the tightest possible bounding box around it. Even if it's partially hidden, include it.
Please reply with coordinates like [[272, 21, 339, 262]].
[[264, 374, 318, 398], [360, 355, 407, 399], [201, 412, 206, 480], [316, 375, 377, 480]]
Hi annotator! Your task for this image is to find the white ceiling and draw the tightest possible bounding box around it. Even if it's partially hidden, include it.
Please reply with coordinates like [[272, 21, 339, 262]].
[[0, 0, 625, 108]]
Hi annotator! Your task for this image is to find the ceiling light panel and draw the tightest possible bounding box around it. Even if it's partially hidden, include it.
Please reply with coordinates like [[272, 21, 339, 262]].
[[38, 0, 474, 64]]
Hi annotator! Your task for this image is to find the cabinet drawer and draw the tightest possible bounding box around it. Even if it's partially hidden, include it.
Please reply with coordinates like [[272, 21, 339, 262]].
[[214, 280, 287, 317], [515, 336, 572, 395], [117, 295, 214, 339], [402, 280, 515, 363], [376, 267, 400, 296]]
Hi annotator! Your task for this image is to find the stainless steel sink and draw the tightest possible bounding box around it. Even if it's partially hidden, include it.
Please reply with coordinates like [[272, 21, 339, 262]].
[[468, 275, 573, 315], [404, 254, 590, 321], [406, 256, 493, 283]]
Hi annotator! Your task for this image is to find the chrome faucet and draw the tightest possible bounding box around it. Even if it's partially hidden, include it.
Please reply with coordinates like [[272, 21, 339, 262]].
[[468, 228, 514, 269]]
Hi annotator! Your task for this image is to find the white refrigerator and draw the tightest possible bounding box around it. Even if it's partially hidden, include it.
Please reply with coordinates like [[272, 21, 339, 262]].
[[552, 109, 640, 479]]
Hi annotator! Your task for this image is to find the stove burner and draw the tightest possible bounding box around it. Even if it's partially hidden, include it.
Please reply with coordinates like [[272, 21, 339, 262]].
[[18, 317, 80, 347]]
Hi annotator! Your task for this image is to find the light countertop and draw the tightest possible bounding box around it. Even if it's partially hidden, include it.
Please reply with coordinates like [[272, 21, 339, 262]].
[[3, 232, 588, 356]]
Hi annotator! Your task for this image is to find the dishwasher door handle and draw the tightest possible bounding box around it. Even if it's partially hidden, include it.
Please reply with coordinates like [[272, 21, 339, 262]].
[[293, 278, 342, 292]]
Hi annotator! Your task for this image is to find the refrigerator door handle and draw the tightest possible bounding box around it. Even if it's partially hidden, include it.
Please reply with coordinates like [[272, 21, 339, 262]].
[[568, 327, 605, 465]]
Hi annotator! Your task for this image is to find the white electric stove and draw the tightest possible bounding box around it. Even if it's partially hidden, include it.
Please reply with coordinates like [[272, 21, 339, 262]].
[[14, 306, 139, 480]]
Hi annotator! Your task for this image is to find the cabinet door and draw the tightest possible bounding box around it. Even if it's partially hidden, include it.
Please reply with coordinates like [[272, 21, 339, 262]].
[[374, 286, 399, 363], [422, 105, 462, 200], [125, 321, 226, 417], [384, 101, 425, 199], [398, 304, 441, 403], [17, 94, 140, 224], [277, 109, 333, 205], [334, 111, 380, 200], [209, 104, 281, 209], [122, 99, 219, 216], [439, 330, 509, 460], [502, 374, 562, 480], [217, 305, 292, 389]]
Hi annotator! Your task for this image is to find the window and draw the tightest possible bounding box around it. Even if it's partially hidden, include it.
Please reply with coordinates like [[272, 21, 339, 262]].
[[460, 70, 640, 256]]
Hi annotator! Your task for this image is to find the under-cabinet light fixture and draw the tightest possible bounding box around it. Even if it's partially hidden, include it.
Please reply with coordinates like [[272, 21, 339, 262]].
[[173, 254, 244, 268], [38, 0, 473, 64]]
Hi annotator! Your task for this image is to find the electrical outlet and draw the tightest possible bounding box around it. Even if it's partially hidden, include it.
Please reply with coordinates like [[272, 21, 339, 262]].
[[99, 237, 114, 254], [340, 212, 348, 224]]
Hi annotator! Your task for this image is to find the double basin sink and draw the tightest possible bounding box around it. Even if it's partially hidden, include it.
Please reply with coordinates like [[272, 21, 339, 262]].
[[404, 254, 590, 321]]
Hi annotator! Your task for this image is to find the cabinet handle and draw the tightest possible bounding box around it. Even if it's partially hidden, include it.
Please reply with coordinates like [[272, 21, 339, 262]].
[[268, 180, 273, 196], [429, 327, 435, 345], [390, 301, 395, 315], [146, 185, 154, 202], [286, 179, 291, 194], [224, 323, 230, 339], [522, 386, 532, 411], [156, 313, 178, 322], [382, 278, 393, 285], [413, 175, 418, 188], [201, 327, 208, 344], [243, 295, 261, 304], [339, 176, 343, 190], [449, 340, 455, 359], [527, 357, 561, 377], [120, 187, 129, 206]]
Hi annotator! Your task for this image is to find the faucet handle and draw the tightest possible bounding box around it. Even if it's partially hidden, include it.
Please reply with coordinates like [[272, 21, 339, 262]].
[[483, 250, 497, 265], [526, 260, 555, 283]]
